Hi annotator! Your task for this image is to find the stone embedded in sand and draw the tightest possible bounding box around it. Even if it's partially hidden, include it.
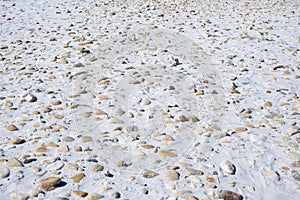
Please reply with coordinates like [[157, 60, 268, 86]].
[[184, 168, 204, 176], [71, 173, 85, 183], [291, 170, 300, 181], [162, 135, 175, 142], [232, 127, 247, 133], [292, 161, 300, 168], [220, 190, 243, 200], [263, 171, 280, 181], [163, 170, 180, 181], [143, 170, 159, 178], [220, 160, 236, 175], [35, 146, 48, 152], [10, 193, 29, 200], [263, 101, 272, 109], [185, 196, 199, 200], [72, 190, 88, 197], [24, 93, 37, 102], [88, 164, 104, 172], [7, 158, 24, 168], [0, 165, 10, 179], [38, 176, 61, 191], [86, 193, 104, 200], [50, 100, 62, 105], [141, 144, 155, 149], [6, 124, 19, 131], [62, 136, 75, 142], [41, 106, 52, 113], [188, 115, 200, 122], [158, 150, 177, 157], [174, 114, 188, 122], [80, 136, 93, 142], [10, 136, 25, 144]]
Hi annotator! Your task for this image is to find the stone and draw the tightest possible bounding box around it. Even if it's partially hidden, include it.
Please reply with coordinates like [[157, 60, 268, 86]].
[[71, 173, 85, 183], [38, 176, 62, 191], [29, 189, 40, 197], [174, 114, 188, 122], [7, 157, 24, 167], [220, 160, 236, 175], [80, 136, 93, 142], [291, 170, 300, 181], [158, 150, 177, 157], [163, 170, 180, 181], [24, 93, 37, 102], [143, 170, 159, 178], [88, 164, 104, 172], [185, 196, 199, 200], [0, 165, 10, 178], [72, 190, 88, 197], [86, 193, 104, 200], [220, 190, 243, 200], [6, 124, 19, 131], [10, 193, 29, 200], [10, 136, 25, 144]]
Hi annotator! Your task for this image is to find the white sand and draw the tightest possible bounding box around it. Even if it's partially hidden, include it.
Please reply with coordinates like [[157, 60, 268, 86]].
[[0, 0, 299, 199]]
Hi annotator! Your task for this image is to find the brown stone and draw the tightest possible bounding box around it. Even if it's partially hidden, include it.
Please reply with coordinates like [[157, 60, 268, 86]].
[[38, 176, 61, 191], [72, 190, 88, 197], [71, 173, 85, 183], [220, 190, 243, 200]]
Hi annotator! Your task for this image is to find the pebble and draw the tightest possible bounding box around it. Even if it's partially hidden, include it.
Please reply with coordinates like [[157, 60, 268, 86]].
[[263, 171, 280, 181], [24, 93, 37, 102], [71, 173, 85, 183], [29, 189, 41, 197], [0, 165, 10, 178], [88, 164, 104, 172], [158, 150, 177, 157], [163, 170, 180, 181], [6, 124, 19, 131], [220, 160, 236, 175], [185, 196, 199, 200], [143, 170, 159, 178], [10, 193, 29, 200], [220, 190, 243, 200], [86, 193, 104, 200], [7, 157, 24, 167], [80, 136, 93, 142], [72, 190, 88, 198], [291, 170, 300, 181], [38, 176, 62, 191], [10, 136, 25, 144]]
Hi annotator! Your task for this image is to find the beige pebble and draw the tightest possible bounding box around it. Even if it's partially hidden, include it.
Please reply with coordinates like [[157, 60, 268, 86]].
[[185, 196, 199, 200], [188, 115, 200, 122], [6, 124, 19, 131], [31, 166, 41, 173], [88, 164, 104, 172], [232, 127, 247, 133], [143, 170, 159, 178], [86, 193, 104, 200], [184, 168, 204, 176], [38, 176, 62, 191], [158, 150, 177, 157], [57, 145, 69, 152], [7, 157, 23, 167], [71, 173, 85, 183], [73, 146, 82, 152], [35, 146, 48, 152], [292, 161, 300, 168], [29, 189, 40, 197], [62, 136, 75, 142], [163, 170, 180, 181], [141, 144, 155, 149], [72, 190, 88, 197], [94, 109, 107, 115], [50, 100, 62, 105], [162, 135, 175, 142], [10, 193, 29, 200], [220, 190, 243, 200], [80, 136, 93, 142], [175, 190, 192, 197], [41, 107, 52, 113], [10, 136, 25, 144]]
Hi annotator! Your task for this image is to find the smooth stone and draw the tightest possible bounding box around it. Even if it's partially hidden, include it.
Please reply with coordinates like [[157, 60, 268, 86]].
[[7, 158, 24, 167], [88, 164, 104, 172], [10, 193, 29, 200], [71, 173, 85, 183], [0, 165, 10, 178], [163, 170, 180, 181], [158, 150, 177, 157], [24, 93, 37, 102], [143, 170, 159, 178], [6, 124, 19, 131], [10, 136, 25, 144], [220, 160, 236, 175], [220, 190, 243, 200], [38, 176, 62, 191], [72, 190, 88, 198], [86, 193, 104, 200]]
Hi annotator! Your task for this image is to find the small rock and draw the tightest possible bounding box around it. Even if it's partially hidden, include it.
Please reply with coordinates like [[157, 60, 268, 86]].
[[38, 176, 62, 191], [80, 136, 93, 142], [185, 196, 199, 200], [29, 189, 40, 197], [0, 165, 10, 178], [158, 150, 177, 157], [10, 136, 25, 144], [6, 124, 19, 131], [143, 170, 159, 178], [10, 193, 29, 200], [71, 173, 85, 183], [57, 145, 69, 152], [220, 190, 243, 200], [174, 114, 188, 122], [88, 164, 104, 172], [24, 93, 37, 102], [292, 161, 300, 168], [163, 170, 180, 181], [72, 190, 88, 198], [291, 170, 300, 181], [86, 193, 104, 200], [220, 160, 236, 175], [7, 157, 24, 167], [263, 171, 280, 181], [232, 127, 247, 133], [188, 115, 200, 122]]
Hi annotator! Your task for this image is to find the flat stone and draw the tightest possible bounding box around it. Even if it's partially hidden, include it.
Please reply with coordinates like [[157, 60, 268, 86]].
[[7, 157, 24, 167], [158, 150, 177, 157], [6, 124, 19, 131], [72, 190, 88, 198], [10, 136, 25, 144], [86, 193, 104, 200], [71, 173, 85, 183], [39, 176, 62, 191], [0, 165, 10, 178], [143, 170, 159, 178], [163, 170, 180, 181], [220, 190, 243, 200]]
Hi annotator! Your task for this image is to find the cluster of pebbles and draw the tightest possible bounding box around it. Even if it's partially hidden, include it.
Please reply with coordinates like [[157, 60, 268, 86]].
[[0, 0, 299, 199]]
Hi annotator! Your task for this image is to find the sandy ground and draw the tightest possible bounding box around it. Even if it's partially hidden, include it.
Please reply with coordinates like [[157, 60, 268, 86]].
[[0, 0, 300, 199]]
